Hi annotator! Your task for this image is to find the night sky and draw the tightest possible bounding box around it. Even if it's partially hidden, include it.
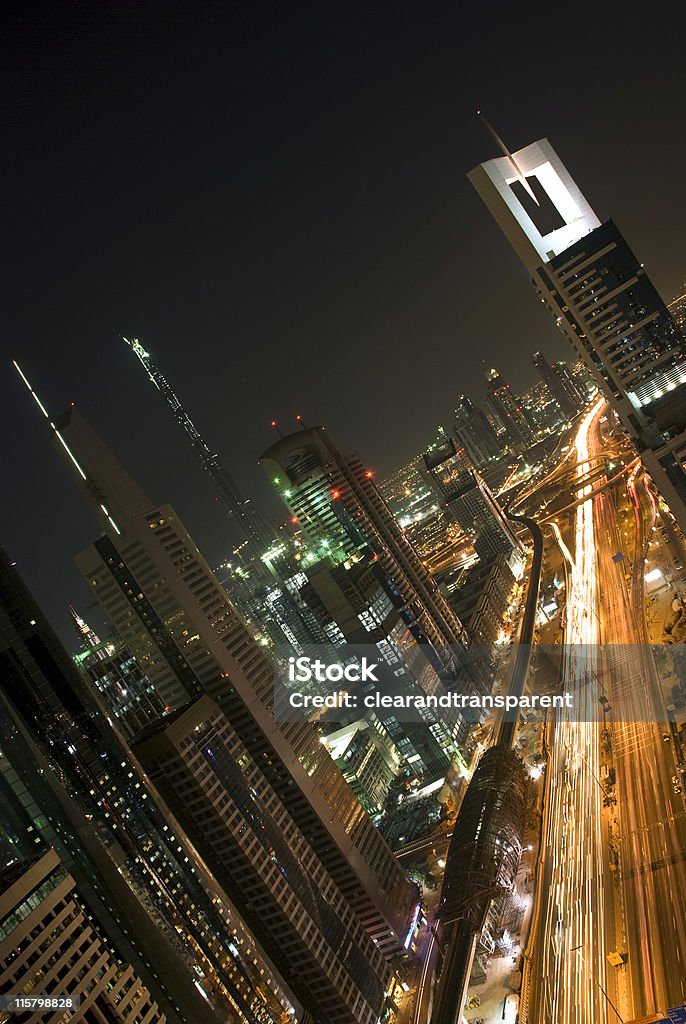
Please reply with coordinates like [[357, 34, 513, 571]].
[[3, 1, 686, 646]]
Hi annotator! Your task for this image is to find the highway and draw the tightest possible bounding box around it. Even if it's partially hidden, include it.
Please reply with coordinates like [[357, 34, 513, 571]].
[[594, 446, 686, 1017], [527, 397, 611, 1024], [524, 400, 686, 1022], [403, 400, 686, 1024]]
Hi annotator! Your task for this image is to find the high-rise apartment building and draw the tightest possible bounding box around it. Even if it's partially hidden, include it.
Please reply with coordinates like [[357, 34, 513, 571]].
[[0, 850, 166, 1024], [452, 395, 501, 467], [469, 136, 686, 530], [23, 395, 416, 962], [0, 546, 299, 1024], [133, 696, 389, 1024]]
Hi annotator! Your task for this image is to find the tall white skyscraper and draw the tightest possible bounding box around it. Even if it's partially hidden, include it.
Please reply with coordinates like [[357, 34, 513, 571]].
[[469, 135, 686, 529]]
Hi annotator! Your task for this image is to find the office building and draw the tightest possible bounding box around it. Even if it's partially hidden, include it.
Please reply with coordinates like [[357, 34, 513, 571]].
[[259, 426, 469, 654], [484, 366, 536, 451], [71, 607, 167, 740], [0, 546, 299, 1024], [423, 436, 521, 563], [0, 850, 166, 1024], [452, 394, 501, 466], [532, 350, 583, 419], [320, 718, 401, 815], [260, 427, 484, 769], [133, 696, 389, 1024], [469, 135, 686, 531], [22, 395, 416, 961]]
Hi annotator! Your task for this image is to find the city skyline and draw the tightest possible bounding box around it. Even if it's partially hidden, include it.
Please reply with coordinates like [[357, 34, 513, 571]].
[[3, 3, 686, 643], [3, 8, 686, 1024]]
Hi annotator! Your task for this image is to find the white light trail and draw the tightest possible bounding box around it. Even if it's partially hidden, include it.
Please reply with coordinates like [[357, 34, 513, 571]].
[[532, 397, 609, 1024]]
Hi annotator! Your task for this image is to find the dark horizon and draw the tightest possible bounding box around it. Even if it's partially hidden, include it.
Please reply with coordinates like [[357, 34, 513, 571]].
[[3, 1, 686, 645]]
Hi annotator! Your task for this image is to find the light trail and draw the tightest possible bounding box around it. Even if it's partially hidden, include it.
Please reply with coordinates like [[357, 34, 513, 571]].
[[595, 462, 686, 1016], [550, 520, 575, 573], [529, 397, 610, 1024]]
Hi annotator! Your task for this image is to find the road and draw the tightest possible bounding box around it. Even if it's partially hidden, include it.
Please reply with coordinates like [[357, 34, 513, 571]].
[[594, 444, 686, 1017], [525, 400, 686, 1022], [527, 397, 611, 1024]]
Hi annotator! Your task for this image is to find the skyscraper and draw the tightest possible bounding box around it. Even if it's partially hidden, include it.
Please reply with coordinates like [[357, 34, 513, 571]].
[[70, 606, 167, 740], [484, 366, 537, 452], [0, 850, 167, 1024], [532, 350, 583, 419], [260, 427, 475, 773], [423, 436, 521, 563], [122, 339, 319, 653], [469, 135, 686, 530], [133, 696, 389, 1024], [259, 426, 469, 654], [452, 394, 501, 467], [0, 547, 295, 1024], [19, 388, 416, 962]]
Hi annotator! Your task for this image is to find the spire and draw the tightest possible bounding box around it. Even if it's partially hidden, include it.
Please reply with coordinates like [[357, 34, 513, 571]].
[[476, 110, 540, 206], [123, 336, 275, 550], [69, 604, 103, 654]]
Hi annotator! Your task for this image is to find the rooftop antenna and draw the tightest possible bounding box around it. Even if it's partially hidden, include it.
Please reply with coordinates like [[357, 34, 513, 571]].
[[295, 414, 308, 430], [477, 110, 540, 206], [270, 419, 284, 438]]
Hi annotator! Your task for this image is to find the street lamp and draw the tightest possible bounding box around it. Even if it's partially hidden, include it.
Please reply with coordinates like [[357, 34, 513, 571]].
[[570, 944, 624, 1022]]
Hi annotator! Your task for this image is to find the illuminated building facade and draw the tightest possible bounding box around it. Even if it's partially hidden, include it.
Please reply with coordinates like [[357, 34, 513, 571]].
[[469, 136, 686, 530], [134, 696, 389, 1024], [423, 437, 521, 563], [484, 366, 536, 451], [532, 350, 584, 419], [260, 427, 481, 767], [0, 850, 166, 1024], [0, 547, 299, 1024], [260, 426, 469, 654], [70, 607, 166, 740], [320, 717, 401, 815], [32, 402, 416, 961], [453, 394, 501, 466]]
